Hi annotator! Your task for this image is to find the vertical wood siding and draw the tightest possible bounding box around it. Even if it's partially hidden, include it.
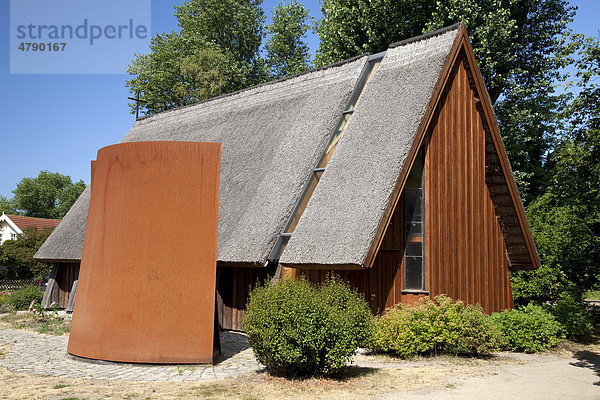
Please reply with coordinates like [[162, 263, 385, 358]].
[[46, 262, 80, 309], [423, 55, 513, 313], [216, 266, 269, 331]]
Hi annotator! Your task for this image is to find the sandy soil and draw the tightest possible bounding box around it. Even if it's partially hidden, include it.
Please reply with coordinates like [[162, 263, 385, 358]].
[[379, 351, 600, 399]]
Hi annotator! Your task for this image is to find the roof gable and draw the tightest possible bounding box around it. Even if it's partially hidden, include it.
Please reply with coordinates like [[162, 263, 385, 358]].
[[280, 23, 540, 271], [279, 26, 460, 267], [0, 213, 23, 234]]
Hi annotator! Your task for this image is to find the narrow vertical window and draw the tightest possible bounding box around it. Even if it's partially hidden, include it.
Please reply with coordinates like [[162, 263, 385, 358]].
[[403, 150, 425, 291]]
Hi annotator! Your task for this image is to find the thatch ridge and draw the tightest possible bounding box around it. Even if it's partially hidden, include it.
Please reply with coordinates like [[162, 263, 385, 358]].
[[135, 54, 368, 122], [388, 22, 462, 49]]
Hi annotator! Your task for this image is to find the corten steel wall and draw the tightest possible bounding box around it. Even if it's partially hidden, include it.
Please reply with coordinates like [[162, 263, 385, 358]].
[[68, 141, 221, 364]]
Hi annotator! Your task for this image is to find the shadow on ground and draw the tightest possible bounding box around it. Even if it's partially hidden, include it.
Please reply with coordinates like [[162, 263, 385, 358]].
[[571, 350, 600, 386], [215, 331, 251, 363]]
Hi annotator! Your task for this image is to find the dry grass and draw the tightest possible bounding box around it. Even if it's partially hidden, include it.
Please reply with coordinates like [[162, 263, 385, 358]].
[[0, 312, 70, 336], [0, 354, 523, 400]]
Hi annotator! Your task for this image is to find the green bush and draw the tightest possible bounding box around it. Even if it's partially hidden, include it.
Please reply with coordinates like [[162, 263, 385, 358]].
[[550, 292, 594, 341], [244, 277, 373, 377], [491, 304, 563, 352], [6, 285, 43, 311], [370, 295, 501, 358], [0, 292, 14, 313]]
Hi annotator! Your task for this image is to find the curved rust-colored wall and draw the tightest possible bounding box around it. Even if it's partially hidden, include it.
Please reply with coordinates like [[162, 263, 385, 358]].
[[68, 141, 221, 364]]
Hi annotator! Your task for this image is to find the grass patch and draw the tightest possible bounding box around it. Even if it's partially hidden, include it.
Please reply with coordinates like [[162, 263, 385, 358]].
[[585, 290, 600, 300], [193, 384, 237, 398], [0, 312, 70, 335], [53, 383, 70, 389]]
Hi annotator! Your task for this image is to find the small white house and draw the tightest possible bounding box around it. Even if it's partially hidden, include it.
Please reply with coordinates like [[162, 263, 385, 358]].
[[0, 212, 60, 245]]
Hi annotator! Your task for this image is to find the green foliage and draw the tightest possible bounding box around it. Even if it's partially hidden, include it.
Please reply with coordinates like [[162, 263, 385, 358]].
[[491, 304, 562, 353], [370, 295, 501, 358], [128, 0, 266, 115], [550, 291, 594, 341], [127, 35, 249, 115], [512, 191, 599, 305], [314, 0, 433, 67], [244, 277, 373, 377], [265, 1, 312, 78], [0, 227, 55, 279], [0, 291, 12, 313], [0, 195, 17, 215], [5, 285, 43, 311], [11, 170, 85, 219], [175, 0, 265, 69], [512, 34, 600, 305]]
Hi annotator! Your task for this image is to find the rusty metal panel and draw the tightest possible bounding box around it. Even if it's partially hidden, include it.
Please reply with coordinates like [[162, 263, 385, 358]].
[[68, 141, 220, 364]]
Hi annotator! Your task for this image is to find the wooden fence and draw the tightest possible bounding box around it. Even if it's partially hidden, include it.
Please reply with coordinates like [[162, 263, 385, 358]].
[[0, 279, 42, 293]]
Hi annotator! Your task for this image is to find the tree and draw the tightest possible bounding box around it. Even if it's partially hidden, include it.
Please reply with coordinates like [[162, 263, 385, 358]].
[[127, 0, 266, 115], [127, 34, 248, 115], [12, 171, 86, 219], [175, 0, 265, 72], [265, 1, 312, 79], [0, 227, 54, 279], [315, 0, 435, 67], [0, 196, 17, 215], [511, 33, 600, 303], [315, 0, 575, 202]]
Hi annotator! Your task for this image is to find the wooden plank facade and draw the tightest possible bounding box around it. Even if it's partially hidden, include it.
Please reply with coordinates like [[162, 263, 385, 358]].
[[42, 262, 79, 310], [216, 266, 269, 331]]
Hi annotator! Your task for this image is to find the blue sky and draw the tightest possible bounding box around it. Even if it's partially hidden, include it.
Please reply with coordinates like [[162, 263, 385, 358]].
[[0, 0, 598, 199]]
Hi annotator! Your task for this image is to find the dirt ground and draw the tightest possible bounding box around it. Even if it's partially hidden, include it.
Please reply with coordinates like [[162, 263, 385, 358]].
[[1, 339, 599, 400]]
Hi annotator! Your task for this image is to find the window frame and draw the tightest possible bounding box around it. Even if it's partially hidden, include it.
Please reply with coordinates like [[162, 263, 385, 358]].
[[402, 150, 426, 292]]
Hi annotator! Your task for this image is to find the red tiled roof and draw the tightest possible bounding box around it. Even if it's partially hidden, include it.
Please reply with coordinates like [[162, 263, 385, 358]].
[[6, 215, 61, 231]]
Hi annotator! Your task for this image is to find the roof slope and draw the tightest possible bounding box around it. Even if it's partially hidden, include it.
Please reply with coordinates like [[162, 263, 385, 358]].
[[35, 187, 90, 261], [35, 57, 368, 265], [280, 27, 460, 267], [5, 214, 61, 231]]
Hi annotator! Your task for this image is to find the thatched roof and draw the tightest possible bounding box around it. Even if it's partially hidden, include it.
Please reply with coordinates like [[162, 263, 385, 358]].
[[36, 56, 369, 265], [280, 27, 459, 267], [36, 23, 539, 270], [35, 186, 90, 262]]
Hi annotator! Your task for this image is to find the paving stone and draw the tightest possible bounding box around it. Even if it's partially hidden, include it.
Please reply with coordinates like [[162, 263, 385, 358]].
[[0, 327, 261, 382]]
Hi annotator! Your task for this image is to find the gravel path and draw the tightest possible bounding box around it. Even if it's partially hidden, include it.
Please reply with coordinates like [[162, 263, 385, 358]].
[[0, 327, 261, 382], [376, 351, 600, 400]]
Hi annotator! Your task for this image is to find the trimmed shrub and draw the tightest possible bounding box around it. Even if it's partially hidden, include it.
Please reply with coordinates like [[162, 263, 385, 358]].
[[6, 285, 42, 311], [244, 277, 373, 377], [491, 304, 563, 352], [371, 295, 501, 358], [550, 292, 594, 341]]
